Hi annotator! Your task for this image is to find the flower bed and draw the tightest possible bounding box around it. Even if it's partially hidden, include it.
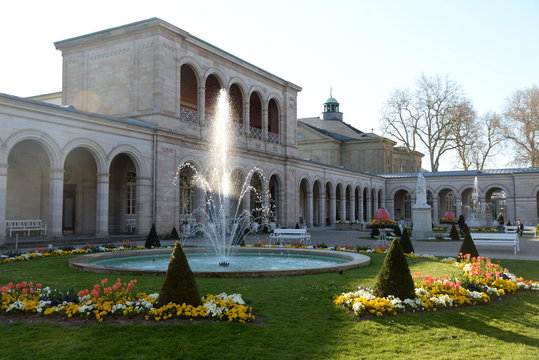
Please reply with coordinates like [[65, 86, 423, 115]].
[[334, 255, 539, 318], [1, 278, 254, 323]]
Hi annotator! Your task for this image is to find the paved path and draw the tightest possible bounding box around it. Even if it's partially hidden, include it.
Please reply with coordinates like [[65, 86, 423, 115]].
[[2, 229, 539, 261]]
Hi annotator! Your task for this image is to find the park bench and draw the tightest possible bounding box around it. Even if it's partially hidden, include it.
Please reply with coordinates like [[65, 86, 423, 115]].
[[269, 228, 311, 245], [470, 232, 519, 254], [5, 220, 47, 237], [504, 225, 537, 237]]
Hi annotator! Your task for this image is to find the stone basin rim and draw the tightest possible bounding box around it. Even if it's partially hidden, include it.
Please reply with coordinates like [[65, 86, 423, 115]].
[[69, 247, 371, 278]]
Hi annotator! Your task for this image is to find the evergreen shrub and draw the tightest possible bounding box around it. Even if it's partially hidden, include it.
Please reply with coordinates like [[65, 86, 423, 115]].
[[145, 223, 161, 248], [399, 227, 414, 254], [373, 238, 415, 300], [458, 232, 479, 260], [449, 224, 460, 241], [170, 227, 180, 240], [158, 241, 201, 307]]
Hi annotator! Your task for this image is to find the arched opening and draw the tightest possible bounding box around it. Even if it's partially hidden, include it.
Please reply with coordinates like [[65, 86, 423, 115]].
[[335, 184, 343, 221], [63, 148, 97, 234], [313, 180, 322, 226], [180, 64, 198, 122], [363, 188, 368, 221], [461, 187, 474, 216], [299, 179, 309, 227], [268, 98, 279, 143], [268, 174, 280, 224], [355, 186, 361, 222], [229, 83, 244, 127], [345, 185, 351, 221], [229, 169, 245, 219], [205, 74, 222, 121], [325, 183, 332, 226], [249, 92, 263, 139], [438, 188, 456, 219], [485, 187, 507, 221], [179, 164, 198, 222], [394, 189, 411, 221], [108, 154, 137, 234], [6, 140, 51, 229], [250, 171, 264, 221], [378, 189, 383, 210]]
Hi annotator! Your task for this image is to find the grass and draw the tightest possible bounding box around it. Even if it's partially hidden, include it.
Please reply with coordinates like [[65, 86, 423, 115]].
[[1, 254, 538, 359]]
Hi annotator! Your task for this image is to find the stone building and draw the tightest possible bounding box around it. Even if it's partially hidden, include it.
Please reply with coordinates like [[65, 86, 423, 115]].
[[297, 96, 423, 174], [1, 18, 538, 244]]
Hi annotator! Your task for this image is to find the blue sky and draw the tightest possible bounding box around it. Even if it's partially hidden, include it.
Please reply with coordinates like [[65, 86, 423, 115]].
[[1, 0, 538, 169]]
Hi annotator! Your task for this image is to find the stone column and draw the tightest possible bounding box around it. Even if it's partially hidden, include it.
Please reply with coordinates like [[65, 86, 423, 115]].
[[350, 191, 356, 222], [197, 86, 206, 124], [137, 176, 153, 235], [340, 191, 346, 222], [306, 190, 313, 228], [243, 101, 250, 136], [262, 106, 269, 141], [48, 168, 64, 240], [330, 193, 336, 226], [320, 191, 326, 227], [432, 198, 439, 225], [0, 164, 7, 245], [96, 173, 110, 237]]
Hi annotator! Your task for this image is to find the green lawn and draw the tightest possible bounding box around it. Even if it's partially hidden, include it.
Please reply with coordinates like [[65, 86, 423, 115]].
[[1, 254, 538, 360]]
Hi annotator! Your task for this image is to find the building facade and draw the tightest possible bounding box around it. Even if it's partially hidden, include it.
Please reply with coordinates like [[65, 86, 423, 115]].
[[1, 18, 538, 244]]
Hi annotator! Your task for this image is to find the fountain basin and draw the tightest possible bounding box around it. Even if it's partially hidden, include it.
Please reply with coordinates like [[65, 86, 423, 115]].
[[69, 247, 370, 278]]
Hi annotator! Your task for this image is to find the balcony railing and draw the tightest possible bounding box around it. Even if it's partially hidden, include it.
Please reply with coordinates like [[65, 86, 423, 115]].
[[180, 107, 198, 123], [267, 132, 280, 144], [249, 126, 263, 140]]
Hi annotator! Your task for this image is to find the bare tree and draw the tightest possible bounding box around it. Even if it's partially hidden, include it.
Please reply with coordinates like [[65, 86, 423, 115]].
[[470, 112, 505, 170], [414, 74, 465, 172], [450, 100, 477, 170], [379, 89, 420, 171], [502, 85, 539, 167]]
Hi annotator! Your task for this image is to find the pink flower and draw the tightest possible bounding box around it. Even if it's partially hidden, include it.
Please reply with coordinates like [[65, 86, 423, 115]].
[[100, 278, 109, 285], [21, 289, 28, 294], [20, 281, 27, 288], [90, 289, 99, 297], [1, 287, 9, 294], [7, 282, 14, 289], [36, 283, 42, 289], [104, 287, 111, 294]]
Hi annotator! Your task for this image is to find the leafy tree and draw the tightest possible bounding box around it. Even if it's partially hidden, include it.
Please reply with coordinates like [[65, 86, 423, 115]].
[[373, 238, 416, 300], [158, 241, 201, 307]]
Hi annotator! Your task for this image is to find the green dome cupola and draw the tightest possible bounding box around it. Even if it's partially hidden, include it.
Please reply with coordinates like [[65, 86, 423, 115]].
[[322, 88, 343, 121]]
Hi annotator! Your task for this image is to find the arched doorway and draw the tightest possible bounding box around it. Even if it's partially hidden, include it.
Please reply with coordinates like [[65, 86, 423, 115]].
[[108, 154, 137, 234], [335, 183, 343, 221], [313, 180, 322, 226], [63, 148, 97, 234], [229, 83, 244, 131], [485, 187, 507, 221], [299, 179, 309, 226], [394, 189, 411, 221], [179, 163, 199, 223], [268, 98, 279, 143], [250, 171, 264, 221], [249, 92, 263, 139], [205, 74, 223, 122], [325, 183, 332, 226], [6, 140, 51, 227], [438, 188, 456, 219], [268, 174, 280, 224], [355, 186, 361, 222], [363, 188, 368, 221], [345, 185, 351, 221]]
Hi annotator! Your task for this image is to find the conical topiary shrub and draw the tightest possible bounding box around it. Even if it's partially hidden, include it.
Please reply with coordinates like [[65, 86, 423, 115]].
[[370, 227, 380, 239], [449, 224, 460, 241], [399, 227, 414, 254], [458, 231, 479, 260], [170, 226, 180, 240], [373, 238, 415, 300], [145, 223, 160, 248], [393, 226, 402, 237], [158, 241, 201, 307]]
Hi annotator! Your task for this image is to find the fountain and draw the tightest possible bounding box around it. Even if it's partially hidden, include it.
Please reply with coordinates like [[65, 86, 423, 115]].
[[462, 177, 495, 227], [70, 89, 371, 276]]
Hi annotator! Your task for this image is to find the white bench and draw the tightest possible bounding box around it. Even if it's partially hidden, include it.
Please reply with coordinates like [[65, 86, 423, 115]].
[[126, 218, 136, 233], [470, 232, 519, 254], [269, 228, 311, 245], [505, 225, 536, 237], [5, 220, 47, 237]]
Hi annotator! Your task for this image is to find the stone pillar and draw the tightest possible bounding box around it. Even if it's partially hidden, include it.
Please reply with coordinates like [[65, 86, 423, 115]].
[[0, 164, 7, 245], [137, 176, 153, 235], [432, 198, 439, 225], [197, 86, 206, 124], [320, 191, 326, 227], [262, 106, 269, 141], [96, 173, 110, 237], [306, 190, 313, 228], [340, 191, 346, 222], [243, 101, 250, 136], [350, 191, 356, 222], [49, 168, 64, 240], [330, 194, 336, 226], [412, 204, 433, 239]]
